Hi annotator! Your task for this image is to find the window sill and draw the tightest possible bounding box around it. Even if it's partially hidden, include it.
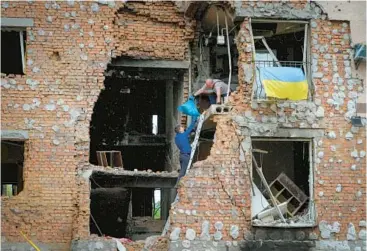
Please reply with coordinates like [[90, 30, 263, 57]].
[[252, 221, 316, 228]]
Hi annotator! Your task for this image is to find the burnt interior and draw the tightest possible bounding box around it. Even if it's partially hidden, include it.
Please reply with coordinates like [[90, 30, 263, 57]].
[[1, 141, 24, 196], [89, 65, 183, 239]]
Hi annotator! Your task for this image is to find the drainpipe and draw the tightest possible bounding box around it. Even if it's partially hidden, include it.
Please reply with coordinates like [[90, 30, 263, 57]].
[[216, 7, 220, 36], [225, 13, 232, 102]]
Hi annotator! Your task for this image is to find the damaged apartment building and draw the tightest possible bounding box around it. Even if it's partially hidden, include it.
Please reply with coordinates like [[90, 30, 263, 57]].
[[1, 1, 366, 251]]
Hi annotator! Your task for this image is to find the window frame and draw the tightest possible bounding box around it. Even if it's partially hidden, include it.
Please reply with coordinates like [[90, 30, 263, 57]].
[[1, 17, 33, 75], [249, 19, 313, 102], [1, 140, 26, 197], [250, 137, 316, 228], [1, 28, 26, 75]]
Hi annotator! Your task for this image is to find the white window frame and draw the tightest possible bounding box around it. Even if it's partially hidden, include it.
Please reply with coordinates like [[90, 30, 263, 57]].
[[251, 138, 316, 228], [1, 18, 33, 75]]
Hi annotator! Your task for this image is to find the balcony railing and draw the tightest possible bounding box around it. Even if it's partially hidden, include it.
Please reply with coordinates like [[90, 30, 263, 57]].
[[254, 60, 307, 69]]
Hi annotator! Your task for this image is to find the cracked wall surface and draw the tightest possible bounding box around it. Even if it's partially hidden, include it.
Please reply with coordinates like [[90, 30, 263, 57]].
[[1, 1, 194, 249], [169, 1, 366, 251], [1, 1, 366, 251]]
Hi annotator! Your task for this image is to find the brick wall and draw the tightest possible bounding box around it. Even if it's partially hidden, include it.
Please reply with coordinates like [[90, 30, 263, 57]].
[[1, 0, 365, 249], [170, 13, 365, 246], [113, 1, 195, 60], [1, 1, 193, 248]]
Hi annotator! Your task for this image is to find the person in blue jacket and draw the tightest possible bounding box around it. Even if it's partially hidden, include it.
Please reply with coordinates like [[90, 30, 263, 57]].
[[174, 116, 198, 182]]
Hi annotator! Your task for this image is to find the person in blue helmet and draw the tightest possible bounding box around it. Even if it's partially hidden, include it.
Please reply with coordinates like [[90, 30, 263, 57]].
[[174, 116, 198, 182]]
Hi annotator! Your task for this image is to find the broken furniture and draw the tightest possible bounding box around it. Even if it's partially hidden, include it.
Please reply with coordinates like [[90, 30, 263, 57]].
[[252, 149, 286, 222], [96, 151, 123, 168], [265, 172, 308, 218], [251, 183, 270, 217], [256, 202, 288, 223]]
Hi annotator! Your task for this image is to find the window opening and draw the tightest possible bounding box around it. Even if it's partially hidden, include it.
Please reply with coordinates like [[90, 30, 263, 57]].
[[153, 188, 161, 219], [90, 173, 173, 240], [152, 115, 158, 135], [251, 139, 314, 227], [251, 20, 310, 101], [1, 30, 26, 75], [1, 140, 25, 196]]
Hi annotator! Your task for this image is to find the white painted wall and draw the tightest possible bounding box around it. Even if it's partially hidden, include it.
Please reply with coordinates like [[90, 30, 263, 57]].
[[318, 1, 366, 83], [318, 1, 366, 43]]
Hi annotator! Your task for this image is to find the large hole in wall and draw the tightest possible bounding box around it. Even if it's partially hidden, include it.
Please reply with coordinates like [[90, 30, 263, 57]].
[[193, 5, 239, 107], [89, 64, 183, 238], [89, 76, 166, 170], [1, 140, 24, 196], [193, 121, 217, 162], [251, 139, 314, 226], [89, 65, 185, 172], [89, 172, 174, 239]]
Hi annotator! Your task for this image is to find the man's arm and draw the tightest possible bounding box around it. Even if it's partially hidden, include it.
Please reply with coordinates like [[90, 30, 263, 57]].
[[215, 87, 221, 104], [194, 85, 210, 96], [183, 117, 197, 136]]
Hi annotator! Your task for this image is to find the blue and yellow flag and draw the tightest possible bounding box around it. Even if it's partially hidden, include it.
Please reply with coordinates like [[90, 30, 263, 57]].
[[258, 67, 308, 100]]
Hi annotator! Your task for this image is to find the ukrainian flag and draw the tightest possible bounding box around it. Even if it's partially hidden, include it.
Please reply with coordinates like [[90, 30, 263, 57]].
[[258, 67, 308, 100]]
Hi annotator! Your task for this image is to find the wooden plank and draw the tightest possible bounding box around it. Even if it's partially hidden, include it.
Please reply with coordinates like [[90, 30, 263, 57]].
[[115, 152, 123, 167], [257, 201, 288, 220], [252, 149, 268, 154], [252, 154, 286, 222], [109, 152, 113, 168], [277, 172, 308, 203], [261, 37, 281, 67], [96, 152, 108, 167]]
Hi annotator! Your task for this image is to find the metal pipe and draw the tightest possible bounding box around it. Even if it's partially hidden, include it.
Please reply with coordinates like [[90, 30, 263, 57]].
[[216, 7, 220, 35], [187, 43, 192, 126], [188, 43, 192, 95], [225, 14, 232, 101]]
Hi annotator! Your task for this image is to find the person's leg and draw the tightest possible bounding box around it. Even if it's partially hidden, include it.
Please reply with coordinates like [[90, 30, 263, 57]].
[[208, 95, 216, 105], [178, 154, 190, 181]]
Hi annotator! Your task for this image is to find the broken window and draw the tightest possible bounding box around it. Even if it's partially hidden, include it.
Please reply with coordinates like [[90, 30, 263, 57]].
[[1, 141, 24, 196], [1, 29, 26, 75], [251, 139, 315, 227], [251, 20, 311, 101]]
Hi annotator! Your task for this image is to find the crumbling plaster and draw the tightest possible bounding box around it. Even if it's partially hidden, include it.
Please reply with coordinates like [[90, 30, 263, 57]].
[[169, 1, 365, 250], [1, 0, 195, 248], [317, 1, 366, 84], [1, 1, 366, 250], [235, 1, 327, 20]]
